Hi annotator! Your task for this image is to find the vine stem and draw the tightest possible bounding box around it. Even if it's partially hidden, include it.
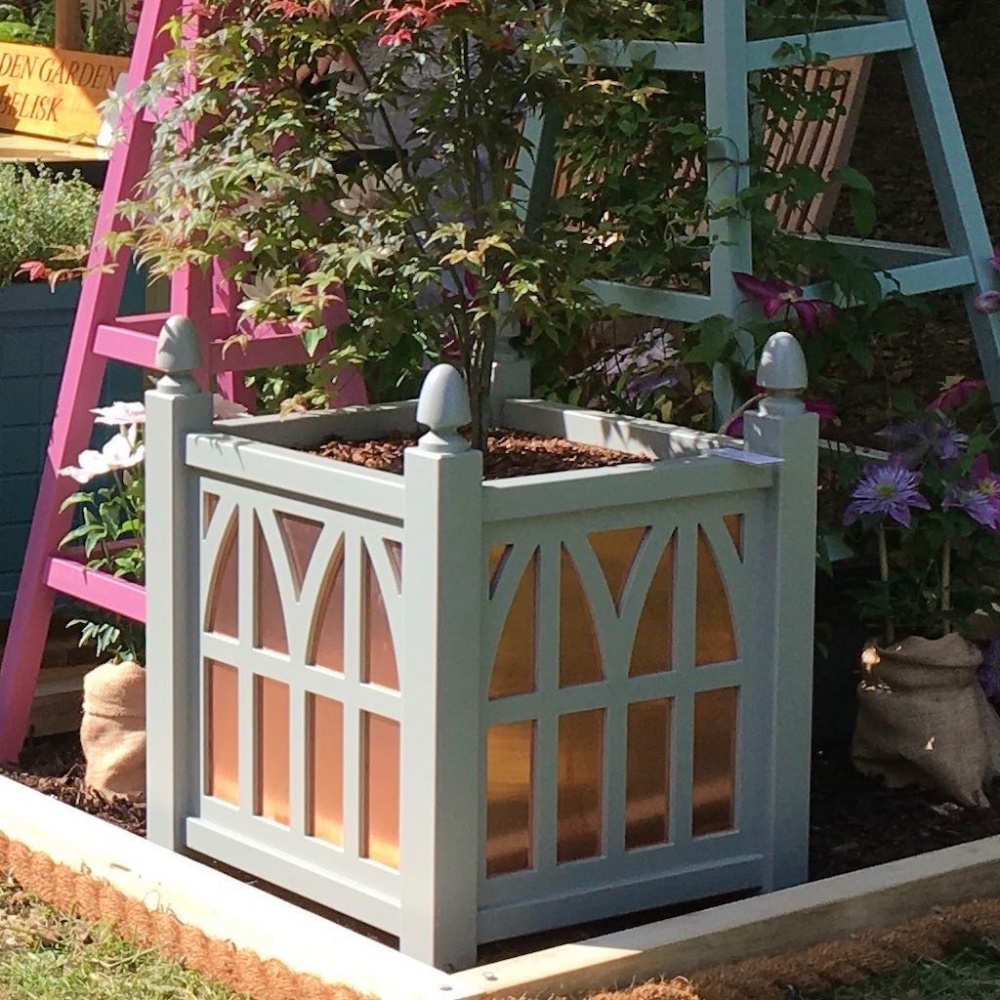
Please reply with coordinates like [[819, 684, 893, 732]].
[[941, 539, 952, 632], [878, 521, 893, 646]]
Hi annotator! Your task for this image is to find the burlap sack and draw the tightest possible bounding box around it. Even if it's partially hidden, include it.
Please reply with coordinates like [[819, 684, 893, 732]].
[[852, 633, 1000, 808], [80, 660, 146, 799]]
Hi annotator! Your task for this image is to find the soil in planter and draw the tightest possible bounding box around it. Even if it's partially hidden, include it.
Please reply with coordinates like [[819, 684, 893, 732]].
[[310, 429, 651, 479]]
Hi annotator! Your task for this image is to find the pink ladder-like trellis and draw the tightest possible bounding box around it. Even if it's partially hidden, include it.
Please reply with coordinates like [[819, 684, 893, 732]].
[[0, 0, 367, 760]]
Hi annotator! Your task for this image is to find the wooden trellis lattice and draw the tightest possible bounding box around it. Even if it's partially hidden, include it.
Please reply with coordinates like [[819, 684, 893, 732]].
[[519, 0, 1000, 418]]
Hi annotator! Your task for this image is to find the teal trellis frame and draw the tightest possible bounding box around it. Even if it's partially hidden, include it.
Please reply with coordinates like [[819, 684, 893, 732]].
[[516, 0, 1000, 422]]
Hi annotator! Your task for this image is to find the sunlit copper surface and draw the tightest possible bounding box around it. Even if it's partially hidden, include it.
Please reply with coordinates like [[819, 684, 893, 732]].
[[557, 709, 604, 864], [255, 517, 289, 656], [489, 546, 537, 699], [256, 677, 290, 825], [559, 545, 603, 688], [695, 527, 738, 666], [202, 492, 220, 538], [276, 512, 323, 597], [363, 544, 399, 691], [308, 694, 344, 846], [626, 698, 671, 849], [486, 721, 535, 877], [692, 686, 738, 837], [206, 512, 239, 639], [309, 540, 345, 673], [363, 713, 400, 869], [207, 660, 239, 805]]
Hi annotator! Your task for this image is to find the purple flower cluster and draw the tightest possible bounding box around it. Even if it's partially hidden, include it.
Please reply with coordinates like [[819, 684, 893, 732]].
[[843, 459, 930, 528], [733, 272, 836, 336], [943, 455, 1000, 530]]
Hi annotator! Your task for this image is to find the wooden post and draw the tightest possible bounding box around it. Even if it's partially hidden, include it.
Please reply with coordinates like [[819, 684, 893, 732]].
[[145, 316, 214, 851], [54, 0, 84, 52], [743, 332, 818, 890], [400, 365, 483, 969]]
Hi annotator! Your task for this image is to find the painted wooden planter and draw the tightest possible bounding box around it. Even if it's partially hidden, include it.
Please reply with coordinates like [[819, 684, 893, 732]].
[[144, 321, 819, 970], [0, 274, 144, 617]]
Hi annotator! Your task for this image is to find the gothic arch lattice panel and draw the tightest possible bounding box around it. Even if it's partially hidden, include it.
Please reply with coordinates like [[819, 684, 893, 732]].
[[482, 493, 763, 896]]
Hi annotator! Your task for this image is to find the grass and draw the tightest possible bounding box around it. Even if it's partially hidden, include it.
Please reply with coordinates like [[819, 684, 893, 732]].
[[810, 943, 1000, 1000], [0, 875, 246, 1000]]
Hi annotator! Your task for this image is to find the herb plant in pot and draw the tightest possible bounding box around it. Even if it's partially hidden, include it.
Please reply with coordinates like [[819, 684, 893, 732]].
[[0, 163, 144, 616], [842, 390, 1000, 807]]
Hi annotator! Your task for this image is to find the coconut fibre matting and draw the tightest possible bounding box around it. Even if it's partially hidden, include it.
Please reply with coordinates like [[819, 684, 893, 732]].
[[0, 833, 370, 1000], [568, 894, 1000, 1000]]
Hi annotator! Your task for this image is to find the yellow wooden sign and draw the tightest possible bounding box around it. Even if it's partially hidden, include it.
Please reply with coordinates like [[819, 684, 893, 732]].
[[0, 43, 130, 144]]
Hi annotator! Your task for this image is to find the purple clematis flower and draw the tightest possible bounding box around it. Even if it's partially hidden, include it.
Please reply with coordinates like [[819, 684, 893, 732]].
[[943, 485, 1000, 530], [975, 290, 1000, 314], [927, 377, 986, 412], [970, 453, 1000, 509], [843, 459, 931, 528], [733, 272, 836, 336], [881, 414, 968, 465], [991, 247, 1000, 273]]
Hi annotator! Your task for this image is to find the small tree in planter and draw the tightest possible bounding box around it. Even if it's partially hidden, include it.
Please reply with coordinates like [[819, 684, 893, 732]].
[[121, 0, 823, 972]]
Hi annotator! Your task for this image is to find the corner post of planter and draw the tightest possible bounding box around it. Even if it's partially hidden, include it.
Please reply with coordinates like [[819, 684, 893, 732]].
[[400, 364, 483, 969], [145, 316, 214, 851], [743, 331, 818, 891]]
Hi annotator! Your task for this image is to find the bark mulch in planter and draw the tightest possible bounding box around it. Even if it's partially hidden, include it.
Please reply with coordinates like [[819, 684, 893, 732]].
[[310, 429, 651, 479]]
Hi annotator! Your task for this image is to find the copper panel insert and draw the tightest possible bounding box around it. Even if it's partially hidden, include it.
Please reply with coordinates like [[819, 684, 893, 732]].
[[276, 512, 323, 597], [255, 516, 289, 656], [308, 694, 344, 846], [206, 511, 239, 639], [692, 687, 738, 837], [489, 546, 537, 699], [384, 539, 403, 591], [202, 492, 220, 538], [724, 513, 744, 559], [695, 527, 738, 666], [589, 527, 647, 612], [630, 532, 675, 677], [206, 660, 239, 805], [486, 721, 534, 877], [626, 698, 671, 850], [559, 545, 603, 688], [363, 713, 400, 869], [557, 709, 604, 864], [309, 539, 345, 673], [256, 677, 290, 825], [363, 543, 399, 691]]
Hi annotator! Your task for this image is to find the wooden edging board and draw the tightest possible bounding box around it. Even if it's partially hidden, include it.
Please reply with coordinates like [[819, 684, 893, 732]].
[[2, 771, 1000, 1000]]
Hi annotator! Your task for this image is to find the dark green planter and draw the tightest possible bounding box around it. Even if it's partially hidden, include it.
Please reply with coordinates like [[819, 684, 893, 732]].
[[0, 271, 145, 617]]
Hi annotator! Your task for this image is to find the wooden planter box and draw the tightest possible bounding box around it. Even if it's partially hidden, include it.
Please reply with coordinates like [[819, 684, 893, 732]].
[[0, 274, 144, 617], [142, 332, 819, 970]]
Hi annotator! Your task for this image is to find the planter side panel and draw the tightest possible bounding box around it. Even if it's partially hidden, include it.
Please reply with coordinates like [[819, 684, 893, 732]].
[[479, 478, 772, 942]]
